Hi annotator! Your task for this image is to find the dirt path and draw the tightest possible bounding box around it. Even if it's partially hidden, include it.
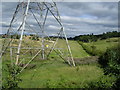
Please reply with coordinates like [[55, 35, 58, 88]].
[[74, 56, 99, 65]]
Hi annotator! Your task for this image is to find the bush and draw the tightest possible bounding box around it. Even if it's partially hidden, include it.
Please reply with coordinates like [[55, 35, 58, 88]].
[[98, 45, 120, 88], [2, 64, 22, 89], [31, 35, 39, 41], [16, 35, 20, 39], [85, 76, 115, 88]]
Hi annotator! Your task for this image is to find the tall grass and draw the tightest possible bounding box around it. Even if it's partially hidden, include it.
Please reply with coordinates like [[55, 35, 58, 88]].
[[2, 38, 117, 88], [17, 58, 115, 88], [78, 37, 119, 56]]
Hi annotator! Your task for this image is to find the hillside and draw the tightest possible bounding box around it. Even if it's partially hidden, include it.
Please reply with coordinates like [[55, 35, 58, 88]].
[[78, 37, 119, 56], [2, 36, 119, 88]]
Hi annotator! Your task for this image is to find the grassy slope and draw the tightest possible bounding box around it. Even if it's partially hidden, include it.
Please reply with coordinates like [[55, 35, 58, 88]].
[[19, 60, 108, 88], [18, 39, 115, 88], [82, 37, 119, 55], [18, 39, 92, 88], [2, 37, 117, 88], [69, 41, 90, 58]]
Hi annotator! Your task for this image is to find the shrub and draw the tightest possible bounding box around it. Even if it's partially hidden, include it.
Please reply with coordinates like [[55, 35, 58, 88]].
[[16, 35, 20, 39], [98, 45, 120, 88], [85, 76, 114, 88], [31, 35, 39, 41], [2, 64, 22, 89]]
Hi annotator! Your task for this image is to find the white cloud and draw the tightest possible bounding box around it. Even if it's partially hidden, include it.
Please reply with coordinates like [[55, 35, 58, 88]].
[[1, 2, 118, 37], [48, 25, 60, 29]]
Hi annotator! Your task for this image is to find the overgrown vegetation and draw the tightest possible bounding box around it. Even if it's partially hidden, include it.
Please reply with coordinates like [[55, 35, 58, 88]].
[[78, 38, 119, 56], [98, 45, 120, 88], [18, 60, 115, 88], [2, 31, 119, 88], [2, 64, 22, 89]]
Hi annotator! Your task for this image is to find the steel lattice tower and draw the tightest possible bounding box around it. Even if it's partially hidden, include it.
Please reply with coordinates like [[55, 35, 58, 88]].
[[1, 0, 75, 72]]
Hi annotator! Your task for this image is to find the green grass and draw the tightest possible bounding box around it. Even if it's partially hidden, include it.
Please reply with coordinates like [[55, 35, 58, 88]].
[[18, 59, 115, 88], [2, 58, 115, 88], [55, 39, 90, 58], [80, 37, 119, 56], [88, 38, 118, 51], [69, 41, 90, 58], [2, 37, 118, 88]]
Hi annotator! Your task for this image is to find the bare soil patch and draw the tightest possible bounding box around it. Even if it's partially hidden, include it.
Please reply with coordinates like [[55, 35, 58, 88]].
[[74, 56, 99, 65]]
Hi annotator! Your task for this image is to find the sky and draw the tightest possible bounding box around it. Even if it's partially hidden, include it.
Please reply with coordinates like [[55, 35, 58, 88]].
[[1, 2, 118, 37]]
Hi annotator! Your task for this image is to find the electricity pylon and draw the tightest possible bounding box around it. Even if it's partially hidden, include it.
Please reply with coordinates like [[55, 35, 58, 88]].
[[1, 0, 75, 72]]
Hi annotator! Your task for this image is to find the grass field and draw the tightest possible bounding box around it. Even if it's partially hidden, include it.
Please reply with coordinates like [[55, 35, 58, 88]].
[[79, 37, 119, 56], [2, 37, 118, 88], [87, 38, 118, 51], [18, 60, 115, 88], [69, 41, 90, 58]]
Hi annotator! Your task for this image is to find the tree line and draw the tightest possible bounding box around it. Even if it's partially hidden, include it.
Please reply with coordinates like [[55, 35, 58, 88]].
[[1, 31, 120, 42], [68, 31, 120, 42]]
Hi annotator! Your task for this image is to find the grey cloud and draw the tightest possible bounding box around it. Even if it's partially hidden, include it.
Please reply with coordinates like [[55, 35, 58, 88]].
[[1, 2, 118, 37], [57, 2, 118, 18]]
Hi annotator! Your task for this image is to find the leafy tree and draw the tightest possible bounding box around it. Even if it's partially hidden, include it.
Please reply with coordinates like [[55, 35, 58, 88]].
[[98, 45, 120, 88], [30, 35, 39, 41], [16, 35, 20, 39]]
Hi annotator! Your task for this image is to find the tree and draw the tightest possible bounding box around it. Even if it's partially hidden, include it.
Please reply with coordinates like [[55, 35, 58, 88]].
[[16, 35, 20, 39], [98, 45, 120, 88]]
